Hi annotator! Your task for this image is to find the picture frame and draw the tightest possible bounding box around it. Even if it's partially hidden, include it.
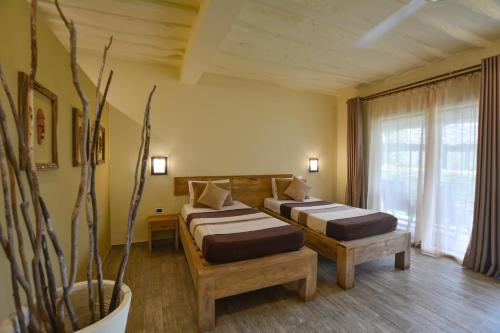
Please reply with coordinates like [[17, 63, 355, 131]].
[[72, 108, 89, 167], [18, 72, 58, 171], [96, 125, 105, 165]]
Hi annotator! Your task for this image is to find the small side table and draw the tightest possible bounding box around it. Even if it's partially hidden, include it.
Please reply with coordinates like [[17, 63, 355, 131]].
[[147, 214, 179, 253]]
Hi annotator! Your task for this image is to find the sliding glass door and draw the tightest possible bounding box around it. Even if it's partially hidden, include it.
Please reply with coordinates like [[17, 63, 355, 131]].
[[366, 73, 480, 260], [429, 104, 478, 258], [378, 114, 424, 236]]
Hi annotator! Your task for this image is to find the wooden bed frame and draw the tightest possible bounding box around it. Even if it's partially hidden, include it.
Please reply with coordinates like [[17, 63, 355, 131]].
[[175, 174, 317, 332], [262, 207, 410, 290]]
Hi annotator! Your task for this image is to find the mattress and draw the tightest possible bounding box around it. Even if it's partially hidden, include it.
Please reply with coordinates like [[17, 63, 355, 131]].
[[182, 201, 304, 263], [264, 197, 320, 215], [264, 198, 397, 241]]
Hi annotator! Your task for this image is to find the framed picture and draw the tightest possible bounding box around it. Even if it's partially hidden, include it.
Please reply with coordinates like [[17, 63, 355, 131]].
[[72, 108, 89, 167], [18, 72, 58, 171], [96, 125, 105, 165]]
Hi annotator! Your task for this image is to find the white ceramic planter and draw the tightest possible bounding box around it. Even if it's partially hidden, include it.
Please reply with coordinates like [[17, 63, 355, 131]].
[[0, 280, 131, 333]]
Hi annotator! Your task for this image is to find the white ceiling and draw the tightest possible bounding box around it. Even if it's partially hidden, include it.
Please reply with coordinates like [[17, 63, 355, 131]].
[[40, 0, 500, 95], [39, 0, 199, 67]]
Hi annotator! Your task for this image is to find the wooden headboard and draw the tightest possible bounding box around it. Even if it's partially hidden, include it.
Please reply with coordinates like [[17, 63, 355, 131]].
[[174, 174, 292, 208]]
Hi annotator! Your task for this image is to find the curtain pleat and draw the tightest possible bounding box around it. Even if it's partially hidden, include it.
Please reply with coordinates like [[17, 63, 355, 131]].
[[365, 73, 480, 260], [345, 97, 366, 208], [463, 56, 500, 278]]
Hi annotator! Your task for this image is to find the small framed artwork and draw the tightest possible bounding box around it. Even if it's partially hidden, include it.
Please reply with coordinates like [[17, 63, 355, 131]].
[[72, 108, 89, 166], [18, 72, 58, 171], [96, 126, 105, 165]]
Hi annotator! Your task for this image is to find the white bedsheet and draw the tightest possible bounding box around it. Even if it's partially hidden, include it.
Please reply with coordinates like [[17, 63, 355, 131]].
[[263, 197, 320, 214], [264, 197, 378, 235], [181, 201, 286, 251], [181, 201, 249, 221]]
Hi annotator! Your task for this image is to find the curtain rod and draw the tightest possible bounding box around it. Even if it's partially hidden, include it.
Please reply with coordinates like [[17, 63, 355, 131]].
[[360, 64, 482, 102]]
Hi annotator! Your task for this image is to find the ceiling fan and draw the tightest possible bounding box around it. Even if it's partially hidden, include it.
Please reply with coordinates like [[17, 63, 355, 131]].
[[355, 0, 440, 48]]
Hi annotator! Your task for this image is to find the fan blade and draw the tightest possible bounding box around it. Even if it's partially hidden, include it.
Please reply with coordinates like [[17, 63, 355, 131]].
[[356, 0, 428, 48]]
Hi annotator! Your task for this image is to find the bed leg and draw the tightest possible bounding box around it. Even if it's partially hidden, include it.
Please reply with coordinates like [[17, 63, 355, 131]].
[[395, 234, 411, 270], [299, 252, 317, 301], [197, 278, 215, 332], [336, 245, 355, 290]]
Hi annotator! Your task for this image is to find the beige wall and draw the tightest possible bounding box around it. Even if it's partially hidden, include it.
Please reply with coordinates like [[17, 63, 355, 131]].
[[0, 0, 110, 319], [78, 55, 337, 245], [358, 38, 500, 96]]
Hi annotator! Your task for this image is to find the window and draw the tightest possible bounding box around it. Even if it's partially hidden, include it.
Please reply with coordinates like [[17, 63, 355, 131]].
[[366, 73, 480, 260]]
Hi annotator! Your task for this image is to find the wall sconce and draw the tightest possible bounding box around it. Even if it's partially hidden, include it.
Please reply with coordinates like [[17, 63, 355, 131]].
[[309, 157, 319, 173], [151, 156, 168, 175]]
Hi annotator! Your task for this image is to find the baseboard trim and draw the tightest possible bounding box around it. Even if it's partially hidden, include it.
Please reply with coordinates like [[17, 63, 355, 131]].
[[110, 240, 148, 249]]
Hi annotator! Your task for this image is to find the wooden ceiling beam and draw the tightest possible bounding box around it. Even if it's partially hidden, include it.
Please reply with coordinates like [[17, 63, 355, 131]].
[[38, 0, 197, 26], [180, 0, 246, 84], [80, 48, 182, 67], [381, 0, 491, 48], [208, 64, 346, 94], [456, 0, 500, 22], [41, 11, 191, 40], [49, 23, 187, 51]]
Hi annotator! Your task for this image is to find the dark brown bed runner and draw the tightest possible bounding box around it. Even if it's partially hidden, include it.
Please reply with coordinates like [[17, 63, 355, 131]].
[[186, 208, 258, 226], [279, 201, 397, 241], [186, 209, 304, 264], [280, 201, 331, 219]]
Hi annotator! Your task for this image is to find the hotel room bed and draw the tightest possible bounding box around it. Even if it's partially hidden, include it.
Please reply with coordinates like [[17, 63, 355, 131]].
[[263, 197, 397, 241], [175, 174, 317, 332], [262, 196, 410, 290], [181, 201, 305, 263]]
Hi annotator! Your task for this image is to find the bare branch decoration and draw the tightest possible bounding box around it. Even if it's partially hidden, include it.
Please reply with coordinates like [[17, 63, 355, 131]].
[[0, 1, 156, 332], [108, 85, 156, 313]]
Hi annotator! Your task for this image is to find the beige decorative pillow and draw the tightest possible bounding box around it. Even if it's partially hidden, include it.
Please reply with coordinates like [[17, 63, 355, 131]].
[[197, 182, 230, 210], [188, 179, 230, 204], [272, 176, 309, 199], [192, 182, 209, 208], [213, 181, 234, 206], [275, 178, 293, 200], [284, 177, 312, 202], [191, 181, 233, 207]]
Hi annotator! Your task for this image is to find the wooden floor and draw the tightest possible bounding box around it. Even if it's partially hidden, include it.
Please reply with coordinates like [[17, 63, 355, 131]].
[[104, 241, 500, 333]]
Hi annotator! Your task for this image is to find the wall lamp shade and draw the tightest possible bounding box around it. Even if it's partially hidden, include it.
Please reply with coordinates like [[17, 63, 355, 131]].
[[151, 156, 168, 175], [309, 157, 319, 173]]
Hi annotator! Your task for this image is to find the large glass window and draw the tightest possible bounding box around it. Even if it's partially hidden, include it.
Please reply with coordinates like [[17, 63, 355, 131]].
[[366, 73, 480, 260]]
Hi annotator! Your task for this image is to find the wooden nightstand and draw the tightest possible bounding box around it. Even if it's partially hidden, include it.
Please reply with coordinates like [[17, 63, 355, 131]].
[[147, 214, 179, 253]]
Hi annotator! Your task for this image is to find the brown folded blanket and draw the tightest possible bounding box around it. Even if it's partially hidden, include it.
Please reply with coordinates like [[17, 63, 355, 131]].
[[280, 201, 397, 241], [186, 209, 305, 263], [202, 225, 304, 263]]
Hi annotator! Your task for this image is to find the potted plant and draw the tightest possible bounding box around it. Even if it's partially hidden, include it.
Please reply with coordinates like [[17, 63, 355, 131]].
[[0, 1, 156, 332]]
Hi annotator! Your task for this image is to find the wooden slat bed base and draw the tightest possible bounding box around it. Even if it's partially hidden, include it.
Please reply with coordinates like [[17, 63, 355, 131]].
[[261, 207, 411, 290], [179, 213, 317, 332]]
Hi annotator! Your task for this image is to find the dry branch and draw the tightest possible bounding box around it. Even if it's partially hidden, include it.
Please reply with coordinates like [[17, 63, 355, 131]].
[[0, 66, 36, 249], [0, 77, 40, 332], [0, 127, 26, 333], [86, 37, 113, 320], [26, 2, 52, 327], [108, 85, 156, 313], [55, 0, 89, 289], [0, 0, 155, 330], [53, 3, 89, 330]]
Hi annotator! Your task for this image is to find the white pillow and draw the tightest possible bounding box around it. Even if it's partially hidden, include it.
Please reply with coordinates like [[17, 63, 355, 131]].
[[272, 176, 303, 199], [188, 179, 230, 204]]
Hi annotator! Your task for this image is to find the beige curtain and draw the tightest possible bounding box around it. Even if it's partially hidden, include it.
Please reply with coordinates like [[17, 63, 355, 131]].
[[463, 56, 500, 278], [365, 73, 480, 260], [345, 97, 366, 208]]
